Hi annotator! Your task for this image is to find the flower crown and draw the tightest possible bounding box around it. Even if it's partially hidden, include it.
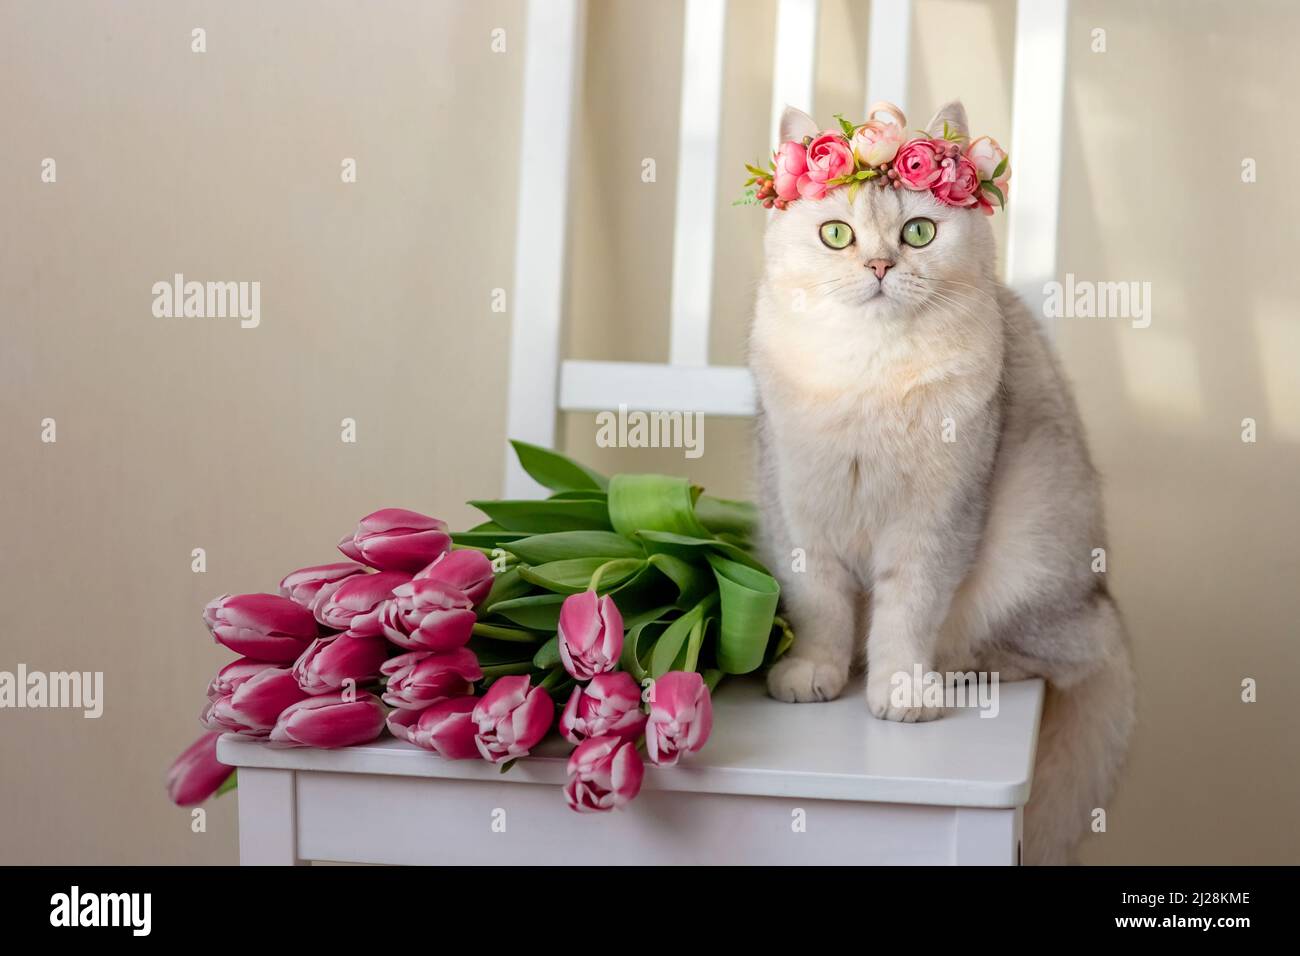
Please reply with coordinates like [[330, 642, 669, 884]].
[[739, 101, 1010, 215]]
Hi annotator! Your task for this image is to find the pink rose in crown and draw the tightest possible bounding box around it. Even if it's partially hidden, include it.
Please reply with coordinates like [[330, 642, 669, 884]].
[[472, 675, 554, 763], [389, 697, 480, 759], [379, 579, 477, 652], [893, 138, 947, 190], [798, 131, 855, 200], [204, 593, 320, 662], [933, 155, 981, 208], [278, 562, 368, 609], [380, 647, 482, 709], [315, 570, 411, 634], [557, 590, 623, 680], [166, 732, 234, 806], [965, 135, 1010, 190], [414, 549, 495, 606], [338, 508, 452, 573], [645, 670, 713, 767], [292, 631, 391, 694], [564, 736, 645, 813], [772, 140, 809, 202], [851, 119, 906, 168], [559, 671, 647, 744], [269, 691, 387, 748]]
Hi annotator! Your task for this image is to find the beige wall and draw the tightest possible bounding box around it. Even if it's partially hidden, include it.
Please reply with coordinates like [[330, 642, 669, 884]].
[[1, 0, 1295, 864]]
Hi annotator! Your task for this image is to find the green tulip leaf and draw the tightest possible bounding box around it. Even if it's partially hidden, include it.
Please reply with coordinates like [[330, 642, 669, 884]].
[[706, 553, 781, 674], [469, 499, 613, 533], [471, 621, 546, 644], [506, 530, 644, 564], [607, 474, 712, 539], [486, 593, 566, 630], [532, 635, 561, 670], [482, 566, 532, 608], [517, 556, 639, 594], [510, 440, 609, 492]]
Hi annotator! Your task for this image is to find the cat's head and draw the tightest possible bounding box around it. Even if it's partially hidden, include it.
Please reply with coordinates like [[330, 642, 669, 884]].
[[762, 101, 996, 322]]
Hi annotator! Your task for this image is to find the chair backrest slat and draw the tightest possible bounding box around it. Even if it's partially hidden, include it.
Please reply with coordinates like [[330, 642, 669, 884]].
[[865, 0, 912, 113], [1004, 0, 1069, 325], [769, 0, 820, 148], [504, 0, 585, 498], [669, 0, 729, 368]]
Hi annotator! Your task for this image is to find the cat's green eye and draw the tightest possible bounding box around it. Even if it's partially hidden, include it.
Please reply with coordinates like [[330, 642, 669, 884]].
[[901, 217, 937, 248], [819, 220, 855, 250]]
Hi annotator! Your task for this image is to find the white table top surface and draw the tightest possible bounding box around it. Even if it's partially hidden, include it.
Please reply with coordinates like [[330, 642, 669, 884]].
[[218, 675, 1044, 808]]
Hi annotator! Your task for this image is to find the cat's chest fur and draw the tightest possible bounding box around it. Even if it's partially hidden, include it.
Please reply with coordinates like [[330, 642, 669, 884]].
[[754, 318, 1001, 559]]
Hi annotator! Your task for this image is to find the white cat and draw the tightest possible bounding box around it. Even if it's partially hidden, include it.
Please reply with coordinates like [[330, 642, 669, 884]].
[[751, 103, 1136, 865]]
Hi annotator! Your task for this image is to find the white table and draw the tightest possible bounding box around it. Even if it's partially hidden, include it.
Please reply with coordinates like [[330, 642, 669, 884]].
[[217, 676, 1043, 865]]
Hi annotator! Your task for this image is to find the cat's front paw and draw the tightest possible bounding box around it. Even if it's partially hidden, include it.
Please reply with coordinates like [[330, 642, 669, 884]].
[[767, 656, 848, 703], [865, 669, 945, 723]]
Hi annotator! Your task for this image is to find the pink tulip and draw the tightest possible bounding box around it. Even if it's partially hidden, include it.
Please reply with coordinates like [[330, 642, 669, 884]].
[[166, 732, 234, 806], [227, 666, 310, 728], [338, 508, 452, 573], [559, 671, 646, 744], [279, 561, 368, 609], [414, 549, 495, 605], [203, 593, 320, 662], [292, 631, 390, 694], [390, 697, 480, 759], [379, 579, 477, 652], [645, 671, 713, 766], [206, 657, 275, 699], [471, 675, 554, 763], [564, 736, 645, 813], [269, 691, 387, 748], [380, 647, 482, 709], [315, 570, 410, 635], [200, 694, 267, 738], [557, 591, 623, 680]]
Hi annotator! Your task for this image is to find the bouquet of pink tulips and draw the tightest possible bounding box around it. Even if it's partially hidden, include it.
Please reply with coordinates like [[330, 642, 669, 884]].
[[168, 442, 793, 813]]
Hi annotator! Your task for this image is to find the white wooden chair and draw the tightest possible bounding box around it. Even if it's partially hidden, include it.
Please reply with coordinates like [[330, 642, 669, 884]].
[[221, 0, 1067, 865]]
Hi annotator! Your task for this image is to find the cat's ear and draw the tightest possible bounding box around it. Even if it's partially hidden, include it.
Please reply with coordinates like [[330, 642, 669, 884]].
[[779, 106, 819, 144], [925, 100, 969, 140]]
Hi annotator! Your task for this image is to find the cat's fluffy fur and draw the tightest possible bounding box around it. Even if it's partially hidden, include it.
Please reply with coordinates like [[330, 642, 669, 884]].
[[751, 103, 1135, 865]]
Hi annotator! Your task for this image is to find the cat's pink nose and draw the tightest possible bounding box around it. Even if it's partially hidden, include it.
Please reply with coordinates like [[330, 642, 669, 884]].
[[866, 258, 894, 279]]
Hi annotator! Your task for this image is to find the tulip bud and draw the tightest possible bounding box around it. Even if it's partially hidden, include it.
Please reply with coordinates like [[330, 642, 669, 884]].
[[203, 593, 320, 662], [279, 561, 368, 609], [337, 508, 452, 573], [414, 549, 494, 605], [292, 631, 390, 694], [314, 570, 410, 634], [228, 666, 311, 729], [564, 735, 645, 813], [166, 732, 234, 806], [393, 696, 480, 759], [559, 671, 646, 744], [269, 691, 387, 748], [644, 671, 713, 766], [471, 675, 554, 763], [200, 693, 268, 737], [206, 657, 275, 700], [379, 580, 476, 652], [380, 647, 482, 709], [557, 591, 624, 680]]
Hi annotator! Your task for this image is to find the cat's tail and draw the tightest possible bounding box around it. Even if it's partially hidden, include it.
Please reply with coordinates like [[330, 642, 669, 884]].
[[1022, 594, 1137, 865]]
